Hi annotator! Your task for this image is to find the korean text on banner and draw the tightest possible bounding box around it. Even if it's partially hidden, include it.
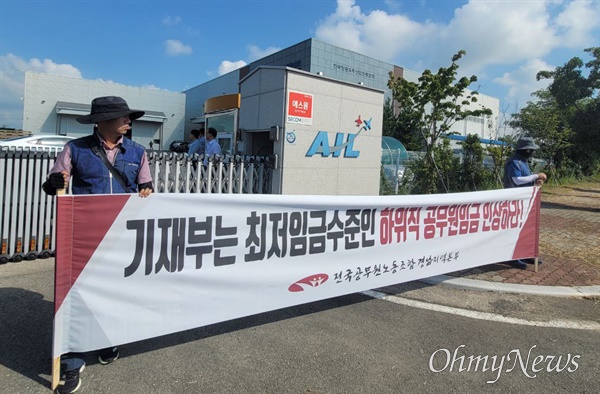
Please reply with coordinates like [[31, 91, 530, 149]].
[[53, 187, 540, 358]]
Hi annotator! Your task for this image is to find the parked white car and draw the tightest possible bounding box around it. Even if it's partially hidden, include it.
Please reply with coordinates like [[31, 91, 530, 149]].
[[0, 134, 75, 150]]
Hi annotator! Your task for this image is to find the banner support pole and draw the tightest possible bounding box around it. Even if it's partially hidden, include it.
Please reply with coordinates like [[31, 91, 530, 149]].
[[51, 188, 65, 391], [534, 186, 541, 273], [51, 356, 61, 390]]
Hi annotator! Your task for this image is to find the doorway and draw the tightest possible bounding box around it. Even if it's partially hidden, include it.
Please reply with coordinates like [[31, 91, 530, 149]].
[[205, 110, 237, 155]]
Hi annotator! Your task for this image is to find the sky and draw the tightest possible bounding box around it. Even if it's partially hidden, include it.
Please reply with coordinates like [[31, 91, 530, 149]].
[[0, 0, 598, 129]]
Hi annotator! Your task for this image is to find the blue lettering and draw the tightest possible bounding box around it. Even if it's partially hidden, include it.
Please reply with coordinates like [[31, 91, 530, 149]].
[[306, 131, 361, 158], [306, 131, 330, 157], [344, 133, 359, 157], [332, 133, 345, 157]]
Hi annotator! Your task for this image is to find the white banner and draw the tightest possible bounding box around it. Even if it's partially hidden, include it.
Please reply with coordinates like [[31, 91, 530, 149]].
[[53, 187, 540, 357]]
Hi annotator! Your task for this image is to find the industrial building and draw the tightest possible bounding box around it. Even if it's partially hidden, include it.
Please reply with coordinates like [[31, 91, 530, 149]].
[[184, 38, 500, 150], [23, 72, 186, 150], [19, 38, 500, 195], [21, 38, 499, 153]]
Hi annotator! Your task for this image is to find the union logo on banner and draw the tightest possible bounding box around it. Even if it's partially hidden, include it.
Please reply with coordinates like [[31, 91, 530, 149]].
[[288, 273, 329, 292]]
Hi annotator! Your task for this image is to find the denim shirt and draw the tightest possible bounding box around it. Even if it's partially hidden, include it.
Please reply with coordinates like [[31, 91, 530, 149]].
[[503, 153, 533, 188], [188, 136, 206, 156]]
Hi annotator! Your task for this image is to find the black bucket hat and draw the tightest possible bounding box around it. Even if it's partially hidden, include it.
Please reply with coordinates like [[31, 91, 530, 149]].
[[76, 96, 145, 124], [515, 136, 539, 151]]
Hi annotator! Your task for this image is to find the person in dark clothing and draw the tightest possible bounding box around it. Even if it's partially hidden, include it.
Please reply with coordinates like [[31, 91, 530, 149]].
[[503, 136, 547, 188], [503, 136, 547, 269], [43, 96, 154, 393]]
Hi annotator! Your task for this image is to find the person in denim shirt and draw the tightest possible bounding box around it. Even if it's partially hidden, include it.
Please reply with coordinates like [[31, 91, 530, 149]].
[[187, 128, 205, 157], [203, 127, 222, 165]]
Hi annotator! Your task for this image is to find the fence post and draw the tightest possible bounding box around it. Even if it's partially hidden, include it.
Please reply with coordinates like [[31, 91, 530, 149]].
[[257, 157, 265, 194], [227, 156, 233, 194], [237, 155, 244, 194], [206, 157, 213, 194], [247, 158, 255, 194], [216, 156, 223, 193]]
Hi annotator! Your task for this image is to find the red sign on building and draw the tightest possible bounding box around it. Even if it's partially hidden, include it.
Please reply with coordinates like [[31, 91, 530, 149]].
[[287, 91, 313, 125]]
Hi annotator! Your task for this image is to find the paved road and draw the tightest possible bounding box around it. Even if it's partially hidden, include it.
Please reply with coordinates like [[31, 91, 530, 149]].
[[1, 259, 599, 394]]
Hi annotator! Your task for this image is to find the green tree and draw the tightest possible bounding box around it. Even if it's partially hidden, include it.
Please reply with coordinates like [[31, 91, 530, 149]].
[[382, 97, 422, 151], [509, 89, 573, 177], [403, 139, 460, 194], [535, 47, 600, 175], [458, 134, 492, 191], [382, 97, 396, 138], [570, 98, 600, 174], [387, 50, 492, 193], [486, 136, 515, 187], [379, 166, 395, 195], [483, 103, 517, 188], [537, 50, 596, 110]]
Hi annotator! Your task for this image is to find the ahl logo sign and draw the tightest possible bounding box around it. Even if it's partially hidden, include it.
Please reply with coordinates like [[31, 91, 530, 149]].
[[288, 273, 329, 292], [306, 115, 372, 158]]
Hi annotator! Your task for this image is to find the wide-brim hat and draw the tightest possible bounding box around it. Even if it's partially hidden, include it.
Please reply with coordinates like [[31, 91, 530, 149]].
[[516, 136, 539, 151], [76, 96, 145, 124]]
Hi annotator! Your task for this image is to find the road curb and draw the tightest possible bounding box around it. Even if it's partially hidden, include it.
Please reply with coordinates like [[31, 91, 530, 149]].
[[420, 275, 600, 298]]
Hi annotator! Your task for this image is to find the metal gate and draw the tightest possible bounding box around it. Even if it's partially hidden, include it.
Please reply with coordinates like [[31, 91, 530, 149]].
[[0, 148, 273, 263]]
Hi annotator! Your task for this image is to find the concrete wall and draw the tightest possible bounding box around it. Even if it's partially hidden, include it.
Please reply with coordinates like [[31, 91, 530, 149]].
[[239, 68, 287, 131], [282, 70, 383, 196], [239, 68, 287, 194], [240, 67, 383, 196], [23, 72, 186, 150]]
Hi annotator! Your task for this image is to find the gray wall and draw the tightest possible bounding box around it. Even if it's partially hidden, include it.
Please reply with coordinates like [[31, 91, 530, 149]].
[[23, 72, 186, 150]]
